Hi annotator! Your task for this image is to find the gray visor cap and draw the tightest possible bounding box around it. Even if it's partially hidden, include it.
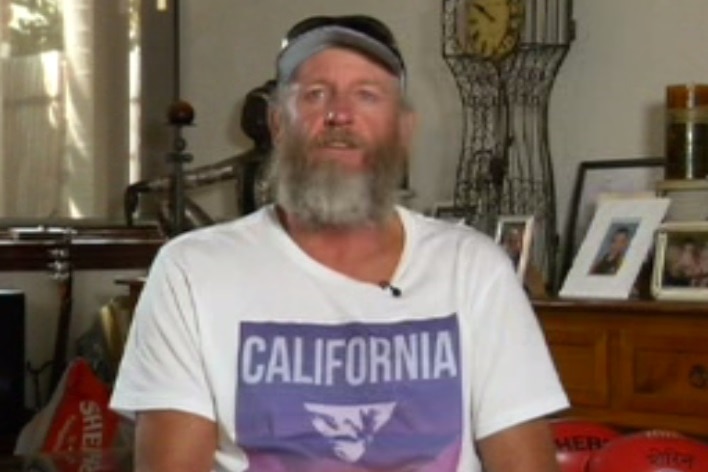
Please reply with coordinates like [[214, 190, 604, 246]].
[[276, 25, 406, 87]]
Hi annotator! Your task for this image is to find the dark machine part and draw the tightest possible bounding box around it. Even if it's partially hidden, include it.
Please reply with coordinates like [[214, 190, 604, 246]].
[[124, 80, 276, 230]]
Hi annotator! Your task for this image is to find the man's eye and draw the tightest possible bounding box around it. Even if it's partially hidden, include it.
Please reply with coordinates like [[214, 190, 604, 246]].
[[301, 88, 326, 102], [356, 89, 381, 103]]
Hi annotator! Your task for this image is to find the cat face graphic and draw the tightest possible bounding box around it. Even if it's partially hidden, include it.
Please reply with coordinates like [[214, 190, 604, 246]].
[[303, 401, 397, 463]]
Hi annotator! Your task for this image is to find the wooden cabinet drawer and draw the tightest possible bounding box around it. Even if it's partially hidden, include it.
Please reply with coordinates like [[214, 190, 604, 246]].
[[535, 300, 708, 436], [544, 326, 610, 408], [618, 332, 708, 416]]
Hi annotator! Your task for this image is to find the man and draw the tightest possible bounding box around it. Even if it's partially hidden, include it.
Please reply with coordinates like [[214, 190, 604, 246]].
[[110, 15, 568, 472], [501, 225, 524, 270], [664, 238, 700, 287], [590, 226, 632, 276]]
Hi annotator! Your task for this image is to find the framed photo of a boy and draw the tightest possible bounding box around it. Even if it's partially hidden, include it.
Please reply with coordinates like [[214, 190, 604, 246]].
[[494, 215, 534, 280], [560, 198, 670, 299], [588, 223, 638, 276], [652, 222, 708, 301]]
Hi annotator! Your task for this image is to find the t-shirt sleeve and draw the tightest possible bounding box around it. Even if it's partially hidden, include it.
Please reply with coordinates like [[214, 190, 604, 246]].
[[467, 257, 569, 439], [109, 247, 215, 422]]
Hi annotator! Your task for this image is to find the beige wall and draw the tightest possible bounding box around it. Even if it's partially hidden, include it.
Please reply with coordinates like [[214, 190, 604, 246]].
[[551, 0, 708, 229], [179, 0, 708, 232]]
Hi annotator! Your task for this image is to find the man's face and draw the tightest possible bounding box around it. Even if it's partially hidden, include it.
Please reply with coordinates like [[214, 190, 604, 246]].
[[609, 232, 629, 256], [270, 48, 414, 228], [503, 228, 522, 255]]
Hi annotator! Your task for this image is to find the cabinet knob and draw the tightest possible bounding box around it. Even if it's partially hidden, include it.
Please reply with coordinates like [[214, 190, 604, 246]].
[[689, 364, 708, 389]]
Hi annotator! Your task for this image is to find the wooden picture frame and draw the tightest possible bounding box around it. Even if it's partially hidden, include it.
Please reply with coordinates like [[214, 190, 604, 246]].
[[560, 198, 670, 299], [494, 215, 534, 280], [559, 157, 665, 286], [651, 222, 708, 301]]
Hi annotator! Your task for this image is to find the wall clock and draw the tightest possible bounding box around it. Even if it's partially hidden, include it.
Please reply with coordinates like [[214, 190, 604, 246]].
[[443, 0, 575, 284]]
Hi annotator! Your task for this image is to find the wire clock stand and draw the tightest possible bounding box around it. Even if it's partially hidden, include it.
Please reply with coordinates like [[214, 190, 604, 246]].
[[442, 0, 574, 281]]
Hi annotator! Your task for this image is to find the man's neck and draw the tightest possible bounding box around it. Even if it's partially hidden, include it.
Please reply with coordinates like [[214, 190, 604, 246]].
[[276, 206, 404, 284]]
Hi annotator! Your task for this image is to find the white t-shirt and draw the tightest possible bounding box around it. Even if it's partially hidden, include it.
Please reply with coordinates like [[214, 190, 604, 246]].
[[110, 205, 568, 472]]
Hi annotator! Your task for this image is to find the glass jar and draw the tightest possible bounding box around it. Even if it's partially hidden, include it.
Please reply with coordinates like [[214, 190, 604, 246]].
[[665, 84, 708, 180]]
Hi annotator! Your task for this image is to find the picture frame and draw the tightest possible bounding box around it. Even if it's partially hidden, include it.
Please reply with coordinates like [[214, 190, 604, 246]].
[[431, 201, 466, 224], [560, 197, 670, 299], [494, 215, 534, 280], [651, 222, 708, 301], [559, 157, 665, 285]]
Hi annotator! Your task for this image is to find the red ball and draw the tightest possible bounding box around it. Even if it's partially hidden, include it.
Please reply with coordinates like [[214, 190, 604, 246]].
[[587, 432, 708, 472], [551, 419, 621, 472], [167, 99, 195, 126]]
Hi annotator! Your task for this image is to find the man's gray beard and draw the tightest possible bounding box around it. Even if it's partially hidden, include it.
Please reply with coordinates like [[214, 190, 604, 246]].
[[270, 134, 406, 229]]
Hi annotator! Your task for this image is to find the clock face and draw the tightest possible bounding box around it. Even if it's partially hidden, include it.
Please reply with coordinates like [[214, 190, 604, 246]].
[[462, 0, 524, 59]]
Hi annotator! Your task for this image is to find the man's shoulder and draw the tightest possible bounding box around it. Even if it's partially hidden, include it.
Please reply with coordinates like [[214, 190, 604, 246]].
[[400, 207, 497, 249], [159, 206, 278, 259]]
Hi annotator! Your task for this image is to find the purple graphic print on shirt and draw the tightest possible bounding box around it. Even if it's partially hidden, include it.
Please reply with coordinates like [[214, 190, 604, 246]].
[[236, 314, 463, 471]]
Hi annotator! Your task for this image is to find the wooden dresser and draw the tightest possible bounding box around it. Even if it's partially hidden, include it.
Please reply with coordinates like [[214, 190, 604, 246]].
[[534, 299, 708, 437]]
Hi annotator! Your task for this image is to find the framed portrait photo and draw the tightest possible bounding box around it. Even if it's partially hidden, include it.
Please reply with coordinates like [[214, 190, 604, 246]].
[[494, 215, 534, 279], [560, 197, 670, 299], [559, 157, 665, 283], [651, 222, 708, 301]]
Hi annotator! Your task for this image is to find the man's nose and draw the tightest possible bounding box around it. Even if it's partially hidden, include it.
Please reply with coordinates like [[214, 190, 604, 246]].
[[324, 97, 353, 127]]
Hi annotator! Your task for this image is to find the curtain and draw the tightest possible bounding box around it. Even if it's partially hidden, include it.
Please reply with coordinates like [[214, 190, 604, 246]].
[[1, 0, 136, 221]]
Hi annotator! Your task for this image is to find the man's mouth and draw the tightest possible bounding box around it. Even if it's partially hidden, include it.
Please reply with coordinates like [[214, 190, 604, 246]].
[[321, 139, 356, 149], [315, 130, 362, 150]]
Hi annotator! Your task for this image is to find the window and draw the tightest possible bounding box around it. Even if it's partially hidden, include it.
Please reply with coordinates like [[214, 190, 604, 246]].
[[0, 0, 176, 223]]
